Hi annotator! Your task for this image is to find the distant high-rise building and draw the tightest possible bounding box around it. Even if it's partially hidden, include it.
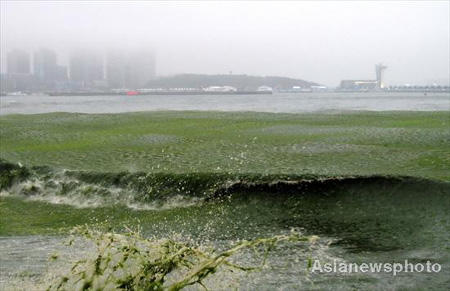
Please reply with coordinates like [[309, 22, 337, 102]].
[[7, 49, 30, 74], [34, 48, 58, 82], [69, 51, 104, 85], [4, 50, 34, 92], [106, 50, 128, 89], [128, 48, 156, 88], [106, 48, 155, 89], [57, 66, 68, 81]]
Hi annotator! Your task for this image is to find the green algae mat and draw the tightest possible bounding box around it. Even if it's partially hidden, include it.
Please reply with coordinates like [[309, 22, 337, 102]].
[[1, 111, 449, 180]]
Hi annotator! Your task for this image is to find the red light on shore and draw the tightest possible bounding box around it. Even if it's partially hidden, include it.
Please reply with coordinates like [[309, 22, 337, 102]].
[[127, 91, 139, 95]]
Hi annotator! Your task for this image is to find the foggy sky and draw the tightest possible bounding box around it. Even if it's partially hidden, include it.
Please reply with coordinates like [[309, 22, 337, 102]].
[[1, 1, 449, 86]]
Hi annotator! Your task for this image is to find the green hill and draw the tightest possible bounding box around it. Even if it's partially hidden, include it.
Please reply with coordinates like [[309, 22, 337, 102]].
[[146, 74, 319, 90]]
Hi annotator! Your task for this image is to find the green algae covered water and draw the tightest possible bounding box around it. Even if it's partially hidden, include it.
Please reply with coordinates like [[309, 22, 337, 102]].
[[1, 110, 449, 290]]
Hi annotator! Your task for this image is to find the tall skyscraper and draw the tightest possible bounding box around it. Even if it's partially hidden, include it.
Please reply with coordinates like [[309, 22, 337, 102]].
[[106, 48, 155, 89], [106, 50, 128, 89], [57, 66, 68, 81], [4, 49, 34, 92], [69, 51, 104, 85], [128, 48, 156, 89], [7, 49, 30, 74], [34, 48, 58, 82]]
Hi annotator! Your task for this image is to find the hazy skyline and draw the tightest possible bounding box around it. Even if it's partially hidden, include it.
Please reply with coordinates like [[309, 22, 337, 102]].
[[1, 1, 449, 86]]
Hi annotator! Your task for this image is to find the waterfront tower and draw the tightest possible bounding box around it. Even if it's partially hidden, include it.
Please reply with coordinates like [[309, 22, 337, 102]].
[[375, 63, 387, 89]]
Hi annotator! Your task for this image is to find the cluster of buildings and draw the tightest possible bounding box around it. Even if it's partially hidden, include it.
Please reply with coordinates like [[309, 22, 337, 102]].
[[1, 48, 156, 93], [339, 63, 449, 92], [339, 63, 387, 91]]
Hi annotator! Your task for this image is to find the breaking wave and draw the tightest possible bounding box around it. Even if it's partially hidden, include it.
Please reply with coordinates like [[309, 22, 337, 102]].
[[1, 159, 450, 290], [0, 159, 448, 211]]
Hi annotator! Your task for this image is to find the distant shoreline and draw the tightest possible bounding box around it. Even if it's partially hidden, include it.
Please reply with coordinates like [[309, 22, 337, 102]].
[[47, 90, 273, 96]]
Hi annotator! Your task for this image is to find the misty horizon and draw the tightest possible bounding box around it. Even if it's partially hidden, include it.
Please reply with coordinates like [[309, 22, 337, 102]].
[[1, 1, 449, 86]]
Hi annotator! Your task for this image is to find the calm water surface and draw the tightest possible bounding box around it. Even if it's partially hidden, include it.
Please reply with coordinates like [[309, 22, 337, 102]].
[[1, 92, 449, 114]]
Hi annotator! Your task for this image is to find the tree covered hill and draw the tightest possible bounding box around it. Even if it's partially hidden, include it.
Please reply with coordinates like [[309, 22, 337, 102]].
[[145, 74, 320, 90]]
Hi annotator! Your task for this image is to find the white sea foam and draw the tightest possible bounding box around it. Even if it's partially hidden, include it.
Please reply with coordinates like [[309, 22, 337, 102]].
[[0, 175, 202, 211]]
